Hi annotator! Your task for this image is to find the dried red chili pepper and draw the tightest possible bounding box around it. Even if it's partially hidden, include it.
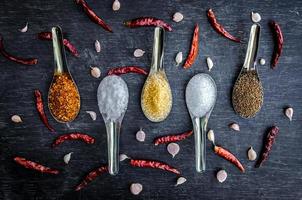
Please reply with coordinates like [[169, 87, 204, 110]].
[[130, 159, 180, 175], [108, 66, 148, 76], [0, 35, 38, 65], [124, 17, 172, 32], [34, 90, 55, 132], [37, 32, 79, 57], [14, 156, 59, 174], [52, 132, 95, 147], [75, 165, 108, 191], [270, 21, 283, 69], [75, 0, 113, 33], [207, 9, 241, 43], [183, 24, 199, 69], [214, 145, 245, 172], [256, 126, 280, 168], [154, 130, 193, 145]]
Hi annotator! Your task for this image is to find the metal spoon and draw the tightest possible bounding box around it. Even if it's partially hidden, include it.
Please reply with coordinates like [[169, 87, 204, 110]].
[[185, 73, 217, 173], [97, 75, 129, 175]]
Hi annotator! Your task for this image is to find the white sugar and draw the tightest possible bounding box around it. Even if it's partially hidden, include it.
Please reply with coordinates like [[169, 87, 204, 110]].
[[97, 75, 129, 121], [186, 74, 216, 117]]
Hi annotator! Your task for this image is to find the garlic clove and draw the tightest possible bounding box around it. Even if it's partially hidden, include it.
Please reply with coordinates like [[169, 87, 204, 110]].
[[216, 169, 227, 183], [95, 40, 101, 53], [86, 111, 97, 121], [167, 143, 180, 158], [11, 115, 22, 123], [172, 12, 184, 23], [285, 107, 294, 121], [112, 0, 120, 11], [175, 52, 183, 66], [19, 22, 28, 33], [247, 146, 257, 161], [133, 49, 145, 57], [229, 123, 240, 131], [136, 128, 146, 142], [251, 12, 261, 23], [119, 153, 129, 162], [175, 177, 186, 186], [90, 66, 101, 78], [206, 57, 214, 71], [207, 129, 215, 144], [130, 183, 143, 195], [63, 152, 73, 164], [259, 58, 266, 65]]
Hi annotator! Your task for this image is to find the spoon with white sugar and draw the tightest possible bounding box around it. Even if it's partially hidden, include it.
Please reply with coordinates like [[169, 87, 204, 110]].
[[185, 73, 217, 173]]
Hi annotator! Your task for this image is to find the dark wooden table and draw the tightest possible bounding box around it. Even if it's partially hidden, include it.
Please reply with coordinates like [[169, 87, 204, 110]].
[[0, 0, 302, 199]]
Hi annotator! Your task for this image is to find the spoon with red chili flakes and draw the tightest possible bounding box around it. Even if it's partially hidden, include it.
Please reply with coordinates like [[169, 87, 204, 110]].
[[0, 35, 38, 65]]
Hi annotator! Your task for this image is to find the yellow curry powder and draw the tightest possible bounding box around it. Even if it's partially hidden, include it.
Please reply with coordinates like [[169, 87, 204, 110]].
[[141, 71, 172, 122], [48, 73, 80, 122]]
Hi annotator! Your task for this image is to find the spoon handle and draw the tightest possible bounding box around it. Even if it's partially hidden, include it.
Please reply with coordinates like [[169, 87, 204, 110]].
[[105, 121, 120, 175], [150, 27, 165, 73], [192, 116, 208, 173], [52, 26, 69, 74]]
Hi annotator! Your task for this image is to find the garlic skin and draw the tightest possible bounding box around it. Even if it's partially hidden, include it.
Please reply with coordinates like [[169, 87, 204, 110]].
[[167, 143, 180, 158], [207, 129, 215, 144], [259, 58, 266, 65], [247, 147, 257, 161], [285, 107, 294, 121], [86, 111, 97, 121], [229, 123, 240, 131], [95, 40, 101, 53], [112, 0, 120, 11], [130, 183, 143, 195], [119, 154, 129, 162], [173, 12, 184, 23], [175, 52, 183, 66], [63, 152, 73, 164], [133, 49, 145, 57], [251, 12, 261, 23], [136, 128, 146, 142], [19, 22, 28, 33], [175, 177, 186, 186], [90, 66, 101, 78], [216, 170, 227, 183], [11, 115, 22, 123], [206, 57, 214, 71]]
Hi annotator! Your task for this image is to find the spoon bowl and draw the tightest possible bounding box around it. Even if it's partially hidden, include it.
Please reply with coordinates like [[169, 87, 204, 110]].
[[185, 73, 217, 173]]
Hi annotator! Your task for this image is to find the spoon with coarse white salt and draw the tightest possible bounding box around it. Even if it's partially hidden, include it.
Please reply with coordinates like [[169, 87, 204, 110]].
[[185, 73, 217, 173]]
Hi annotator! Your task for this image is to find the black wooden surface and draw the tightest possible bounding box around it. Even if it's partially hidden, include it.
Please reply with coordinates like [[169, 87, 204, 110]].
[[1, 0, 302, 199]]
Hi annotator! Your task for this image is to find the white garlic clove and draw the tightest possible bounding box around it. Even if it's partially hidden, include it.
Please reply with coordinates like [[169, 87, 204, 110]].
[[247, 147, 257, 161], [95, 40, 101, 53], [136, 128, 146, 142], [90, 66, 101, 78], [11, 115, 22, 123], [119, 153, 129, 162], [19, 22, 28, 33], [285, 107, 294, 121], [175, 177, 186, 186], [86, 111, 97, 121], [175, 52, 183, 66], [259, 58, 266, 65], [133, 49, 145, 57], [206, 57, 214, 71], [173, 12, 184, 23], [130, 183, 143, 195], [112, 0, 120, 11], [207, 129, 215, 144], [229, 123, 240, 131], [216, 170, 227, 183], [167, 143, 180, 158], [251, 12, 261, 23], [63, 152, 73, 164]]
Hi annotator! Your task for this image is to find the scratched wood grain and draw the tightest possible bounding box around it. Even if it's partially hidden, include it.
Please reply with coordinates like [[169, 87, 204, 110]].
[[0, 0, 302, 199]]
